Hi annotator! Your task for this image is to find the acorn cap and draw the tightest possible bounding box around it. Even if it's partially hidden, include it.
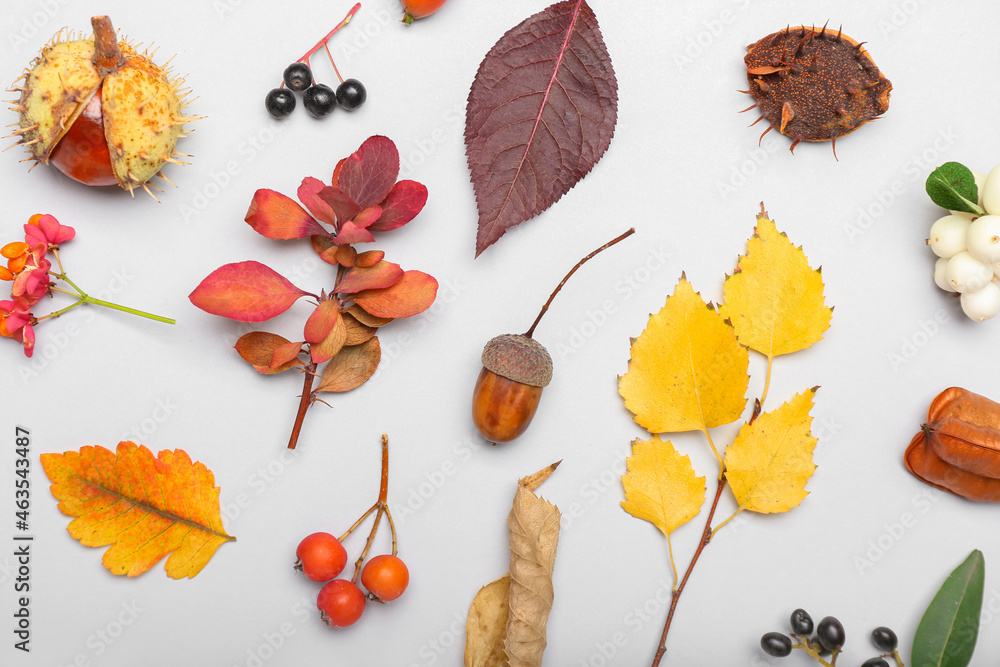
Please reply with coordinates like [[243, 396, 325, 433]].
[[481, 334, 552, 387]]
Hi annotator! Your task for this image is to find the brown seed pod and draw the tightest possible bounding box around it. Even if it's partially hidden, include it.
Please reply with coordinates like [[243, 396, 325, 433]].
[[7, 16, 198, 198], [905, 387, 1000, 501], [741, 24, 892, 156]]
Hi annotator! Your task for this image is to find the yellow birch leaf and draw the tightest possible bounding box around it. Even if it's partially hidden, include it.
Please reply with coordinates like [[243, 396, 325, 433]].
[[40, 441, 235, 578], [725, 389, 818, 514], [719, 206, 832, 358], [618, 276, 749, 435], [621, 436, 706, 536]]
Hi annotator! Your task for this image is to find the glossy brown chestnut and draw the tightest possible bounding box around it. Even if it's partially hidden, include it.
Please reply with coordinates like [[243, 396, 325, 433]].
[[48, 83, 117, 186]]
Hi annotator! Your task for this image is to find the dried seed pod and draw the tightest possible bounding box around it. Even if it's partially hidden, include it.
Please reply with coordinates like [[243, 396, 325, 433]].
[[742, 24, 891, 155], [905, 387, 1000, 501], [8, 16, 198, 198]]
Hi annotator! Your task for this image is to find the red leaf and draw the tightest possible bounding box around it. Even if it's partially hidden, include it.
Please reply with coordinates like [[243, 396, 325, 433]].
[[297, 177, 338, 226], [234, 332, 303, 374], [336, 136, 400, 209], [245, 189, 327, 240], [190, 261, 309, 322], [336, 261, 404, 294], [310, 313, 348, 364], [353, 205, 383, 229], [465, 0, 618, 256], [353, 270, 438, 319], [270, 340, 305, 370], [356, 250, 385, 268], [332, 221, 375, 245], [317, 186, 362, 226], [303, 300, 342, 344], [369, 180, 428, 232]]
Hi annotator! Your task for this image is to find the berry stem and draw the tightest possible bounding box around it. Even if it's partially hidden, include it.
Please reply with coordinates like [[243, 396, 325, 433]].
[[523, 228, 635, 338], [287, 362, 317, 450], [337, 435, 395, 583], [295, 3, 361, 68], [323, 43, 346, 84], [650, 470, 727, 667]]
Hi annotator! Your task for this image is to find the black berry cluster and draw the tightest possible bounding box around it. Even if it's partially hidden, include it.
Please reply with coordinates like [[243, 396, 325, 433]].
[[265, 62, 367, 119], [759, 609, 901, 666]]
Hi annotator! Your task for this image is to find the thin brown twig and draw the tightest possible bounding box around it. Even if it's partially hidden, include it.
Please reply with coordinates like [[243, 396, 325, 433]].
[[651, 471, 727, 667], [523, 228, 635, 338]]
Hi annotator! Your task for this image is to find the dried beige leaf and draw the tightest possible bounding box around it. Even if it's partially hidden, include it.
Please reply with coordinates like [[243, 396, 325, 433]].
[[504, 469, 561, 667], [465, 575, 511, 667]]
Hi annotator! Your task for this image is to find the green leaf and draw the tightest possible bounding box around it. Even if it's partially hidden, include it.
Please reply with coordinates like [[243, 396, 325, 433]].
[[912, 549, 985, 667], [926, 162, 986, 215]]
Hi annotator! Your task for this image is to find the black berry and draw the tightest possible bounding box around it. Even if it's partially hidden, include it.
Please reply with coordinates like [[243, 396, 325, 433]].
[[861, 659, 890, 667], [871, 626, 898, 652], [816, 616, 846, 651], [790, 608, 814, 635], [283, 62, 313, 91], [760, 632, 792, 657], [336, 78, 367, 110], [303, 84, 337, 118], [265, 88, 296, 119]]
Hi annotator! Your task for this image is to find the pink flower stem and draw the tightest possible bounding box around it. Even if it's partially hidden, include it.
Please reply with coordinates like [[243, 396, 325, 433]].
[[46, 278, 175, 324]]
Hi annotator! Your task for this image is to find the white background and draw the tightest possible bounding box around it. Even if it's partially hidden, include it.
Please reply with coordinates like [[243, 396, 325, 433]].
[[2, 0, 999, 665]]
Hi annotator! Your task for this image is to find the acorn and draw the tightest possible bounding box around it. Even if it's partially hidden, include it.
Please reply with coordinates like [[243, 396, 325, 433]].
[[7, 15, 199, 198], [471, 229, 635, 444]]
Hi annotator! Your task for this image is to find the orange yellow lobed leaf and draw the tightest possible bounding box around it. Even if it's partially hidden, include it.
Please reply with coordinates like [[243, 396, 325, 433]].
[[40, 442, 235, 579], [618, 277, 749, 436], [719, 207, 832, 359], [724, 389, 818, 514]]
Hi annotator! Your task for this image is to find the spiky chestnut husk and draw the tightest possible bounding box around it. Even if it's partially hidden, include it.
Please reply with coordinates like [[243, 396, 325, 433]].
[[472, 334, 552, 444], [742, 24, 892, 155], [7, 16, 198, 198]]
